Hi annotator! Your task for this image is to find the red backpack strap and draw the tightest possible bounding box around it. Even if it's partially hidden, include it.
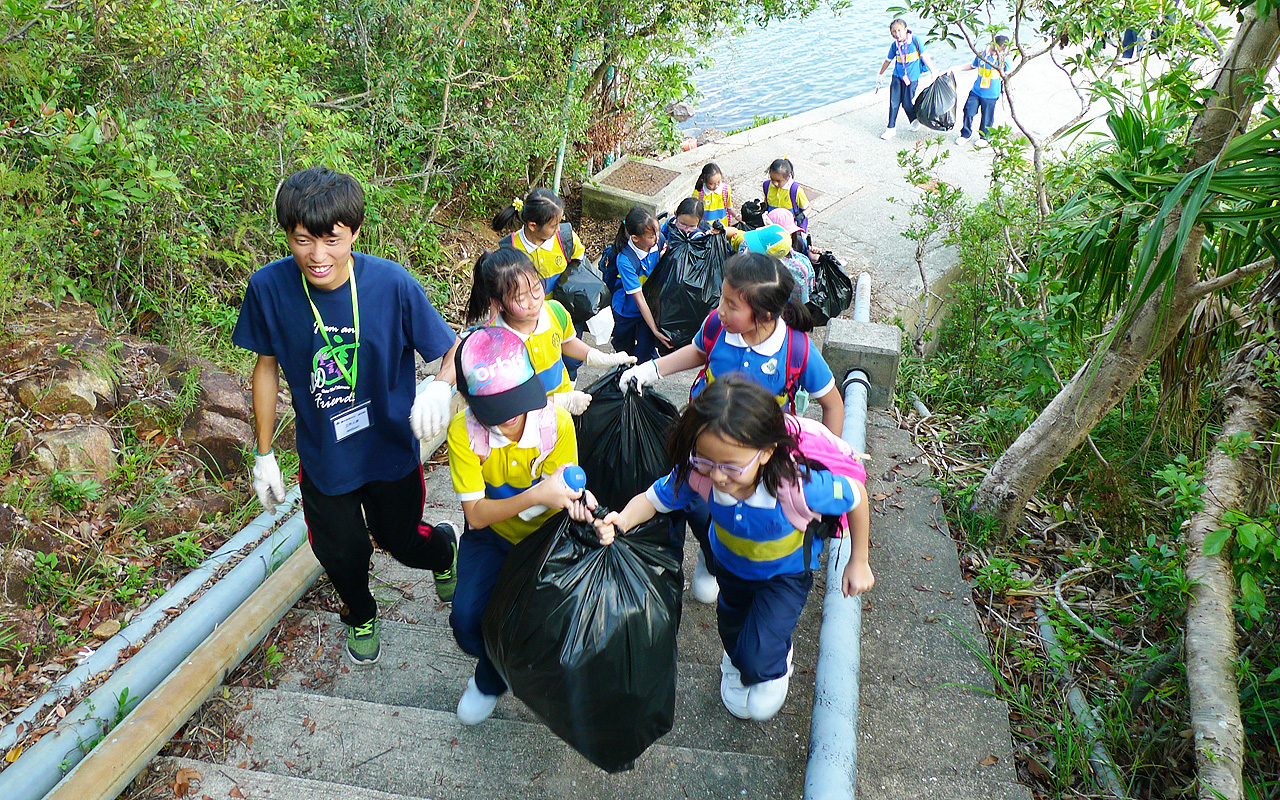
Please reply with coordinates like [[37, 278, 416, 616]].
[[782, 328, 810, 409], [722, 185, 730, 209], [691, 310, 724, 403]]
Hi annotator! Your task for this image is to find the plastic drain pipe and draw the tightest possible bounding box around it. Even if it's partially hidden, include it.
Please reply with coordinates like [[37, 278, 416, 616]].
[[0, 510, 310, 800], [805, 272, 872, 800], [551, 22, 582, 196], [0, 492, 301, 754]]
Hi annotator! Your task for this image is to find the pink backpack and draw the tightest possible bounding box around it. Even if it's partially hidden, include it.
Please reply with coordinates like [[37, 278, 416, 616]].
[[687, 415, 866, 539], [464, 402, 558, 471]]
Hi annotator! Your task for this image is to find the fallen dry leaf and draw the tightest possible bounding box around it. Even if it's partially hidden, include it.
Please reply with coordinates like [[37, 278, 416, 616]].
[[5, 745, 22, 763], [229, 787, 244, 799], [979, 754, 999, 766]]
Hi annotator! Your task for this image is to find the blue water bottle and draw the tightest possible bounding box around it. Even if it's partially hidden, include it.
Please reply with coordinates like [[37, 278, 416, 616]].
[[518, 465, 588, 520]]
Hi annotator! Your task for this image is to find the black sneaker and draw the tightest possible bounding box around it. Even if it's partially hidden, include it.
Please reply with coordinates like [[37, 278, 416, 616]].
[[345, 618, 381, 666], [433, 521, 459, 602]]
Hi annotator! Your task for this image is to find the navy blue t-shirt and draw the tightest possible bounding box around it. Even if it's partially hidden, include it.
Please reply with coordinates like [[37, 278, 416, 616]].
[[232, 252, 457, 495]]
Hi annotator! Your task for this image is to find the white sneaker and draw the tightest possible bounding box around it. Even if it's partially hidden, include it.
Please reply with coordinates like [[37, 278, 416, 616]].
[[692, 551, 719, 604], [880, 127, 896, 140], [456, 677, 499, 725], [971, 137, 988, 149], [720, 652, 749, 719], [955, 134, 972, 146], [908, 120, 922, 131], [746, 647, 794, 721]]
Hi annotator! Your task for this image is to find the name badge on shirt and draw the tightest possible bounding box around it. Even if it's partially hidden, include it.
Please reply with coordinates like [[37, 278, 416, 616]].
[[332, 400, 372, 441]]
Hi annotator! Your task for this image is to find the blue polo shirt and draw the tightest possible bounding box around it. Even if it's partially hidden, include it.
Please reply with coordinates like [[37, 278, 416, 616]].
[[233, 252, 457, 495], [611, 239, 663, 319], [648, 466, 858, 579], [970, 51, 1008, 99], [691, 316, 835, 407], [887, 35, 928, 83]]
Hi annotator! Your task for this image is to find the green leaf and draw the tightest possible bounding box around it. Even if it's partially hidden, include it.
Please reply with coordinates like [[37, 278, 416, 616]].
[[1203, 527, 1232, 556]]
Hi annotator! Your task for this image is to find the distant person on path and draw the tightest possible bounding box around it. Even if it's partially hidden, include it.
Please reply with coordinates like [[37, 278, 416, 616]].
[[875, 18, 936, 140], [953, 35, 1010, 147], [694, 163, 737, 228], [492, 188, 588, 380], [463, 248, 636, 416], [762, 157, 810, 232], [234, 166, 461, 668]]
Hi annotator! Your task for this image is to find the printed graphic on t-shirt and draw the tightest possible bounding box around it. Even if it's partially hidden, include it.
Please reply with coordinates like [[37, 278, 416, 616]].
[[310, 321, 358, 411]]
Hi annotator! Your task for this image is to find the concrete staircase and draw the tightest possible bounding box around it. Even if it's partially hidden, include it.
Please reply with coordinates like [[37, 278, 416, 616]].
[[148, 403, 1031, 800]]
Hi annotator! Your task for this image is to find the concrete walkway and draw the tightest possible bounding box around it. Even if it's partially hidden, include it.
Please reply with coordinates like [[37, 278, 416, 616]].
[[661, 44, 1110, 323]]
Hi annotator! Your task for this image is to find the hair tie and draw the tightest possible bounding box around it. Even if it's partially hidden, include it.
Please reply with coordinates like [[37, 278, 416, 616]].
[[512, 197, 524, 211], [783, 153, 790, 160]]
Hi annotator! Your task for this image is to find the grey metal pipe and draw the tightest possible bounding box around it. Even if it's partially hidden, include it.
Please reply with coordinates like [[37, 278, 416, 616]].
[[0, 514, 311, 800], [805, 271, 873, 799], [1035, 606, 1127, 798], [0, 491, 300, 754]]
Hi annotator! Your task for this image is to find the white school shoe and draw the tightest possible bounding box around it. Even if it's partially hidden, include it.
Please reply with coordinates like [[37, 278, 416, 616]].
[[746, 647, 795, 722], [720, 652, 750, 719], [908, 119, 922, 131], [955, 134, 973, 146], [880, 127, 897, 140], [456, 677, 499, 725], [692, 551, 720, 604]]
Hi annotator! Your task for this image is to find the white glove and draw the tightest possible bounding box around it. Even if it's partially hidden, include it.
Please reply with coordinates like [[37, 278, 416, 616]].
[[618, 360, 660, 394], [251, 451, 287, 511], [410, 378, 453, 441], [585, 348, 637, 368], [553, 390, 593, 415], [875, 72, 886, 91]]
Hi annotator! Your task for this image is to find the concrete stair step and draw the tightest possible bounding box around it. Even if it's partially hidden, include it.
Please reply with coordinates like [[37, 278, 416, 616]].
[[157, 757, 437, 800], [223, 687, 789, 800], [859, 618, 994, 692], [281, 615, 812, 762], [857, 769, 1034, 800], [858, 684, 1021, 785]]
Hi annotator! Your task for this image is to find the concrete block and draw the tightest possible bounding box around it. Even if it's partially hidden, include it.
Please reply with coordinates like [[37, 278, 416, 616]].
[[581, 156, 698, 221], [822, 318, 901, 408]]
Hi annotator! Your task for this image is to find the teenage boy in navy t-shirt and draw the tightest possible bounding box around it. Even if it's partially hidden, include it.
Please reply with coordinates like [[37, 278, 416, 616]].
[[233, 166, 461, 666]]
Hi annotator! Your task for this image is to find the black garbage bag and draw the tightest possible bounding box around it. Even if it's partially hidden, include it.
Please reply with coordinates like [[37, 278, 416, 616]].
[[552, 259, 610, 330], [914, 72, 957, 132], [576, 367, 678, 511], [806, 251, 854, 326], [739, 198, 768, 230], [643, 224, 733, 350], [483, 511, 682, 773]]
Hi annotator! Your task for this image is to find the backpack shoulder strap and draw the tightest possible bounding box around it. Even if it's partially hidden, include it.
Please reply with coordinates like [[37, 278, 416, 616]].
[[530, 403, 560, 474], [722, 185, 731, 208], [700, 309, 724, 354], [789, 181, 801, 210], [546, 299, 570, 332], [762, 179, 771, 200], [556, 222, 575, 261], [776, 480, 819, 534], [687, 470, 713, 502], [498, 232, 517, 251], [783, 328, 810, 405], [464, 412, 492, 463]]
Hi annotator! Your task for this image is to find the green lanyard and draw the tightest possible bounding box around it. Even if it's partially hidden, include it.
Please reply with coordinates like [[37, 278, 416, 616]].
[[301, 259, 360, 395]]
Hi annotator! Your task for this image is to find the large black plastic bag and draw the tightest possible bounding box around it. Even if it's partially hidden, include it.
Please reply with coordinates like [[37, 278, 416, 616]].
[[483, 512, 682, 773], [552, 259, 610, 329], [915, 72, 957, 131], [806, 252, 854, 326], [644, 225, 733, 350], [575, 367, 678, 511]]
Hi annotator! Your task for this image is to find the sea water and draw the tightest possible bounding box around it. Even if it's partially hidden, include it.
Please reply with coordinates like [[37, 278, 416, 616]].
[[686, 5, 977, 134]]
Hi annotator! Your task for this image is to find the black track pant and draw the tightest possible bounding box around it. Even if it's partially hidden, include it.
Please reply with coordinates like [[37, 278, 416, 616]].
[[299, 463, 455, 626]]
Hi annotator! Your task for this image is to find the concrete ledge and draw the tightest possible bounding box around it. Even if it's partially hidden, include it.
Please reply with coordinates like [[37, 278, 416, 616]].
[[821, 319, 901, 408], [582, 155, 698, 220]]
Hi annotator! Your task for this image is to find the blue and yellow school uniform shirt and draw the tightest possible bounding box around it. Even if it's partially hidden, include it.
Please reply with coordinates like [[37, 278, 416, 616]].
[[764, 180, 810, 218], [694, 183, 733, 226], [970, 51, 1008, 99], [887, 35, 928, 83], [648, 466, 858, 579], [512, 228, 586, 292], [611, 239, 663, 319], [692, 317, 835, 405], [447, 404, 578, 544], [492, 300, 575, 395]]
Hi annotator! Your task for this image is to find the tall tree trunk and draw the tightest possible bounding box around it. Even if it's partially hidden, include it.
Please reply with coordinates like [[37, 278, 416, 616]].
[[971, 8, 1280, 532], [1185, 267, 1280, 800]]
